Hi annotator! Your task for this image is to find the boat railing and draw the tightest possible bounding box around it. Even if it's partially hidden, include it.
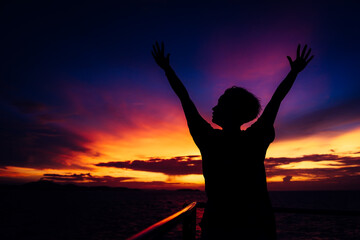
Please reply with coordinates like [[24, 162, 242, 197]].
[[126, 201, 360, 240], [126, 202, 197, 240]]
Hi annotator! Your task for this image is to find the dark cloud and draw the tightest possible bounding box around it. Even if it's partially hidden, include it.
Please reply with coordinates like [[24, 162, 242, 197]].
[[269, 174, 360, 191], [96, 155, 202, 175], [39, 173, 194, 189], [266, 154, 360, 167], [265, 154, 360, 190], [0, 103, 97, 169], [265, 154, 360, 188], [283, 176, 292, 183], [277, 97, 360, 139], [41, 173, 132, 185], [265, 154, 344, 168], [94, 153, 360, 190], [95, 154, 360, 183], [268, 179, 357, 191]]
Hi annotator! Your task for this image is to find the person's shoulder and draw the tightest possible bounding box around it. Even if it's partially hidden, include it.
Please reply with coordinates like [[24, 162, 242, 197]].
[[245, 119, 275, 142], [191, 127, 219, 148], [247, 118, 273, 130]]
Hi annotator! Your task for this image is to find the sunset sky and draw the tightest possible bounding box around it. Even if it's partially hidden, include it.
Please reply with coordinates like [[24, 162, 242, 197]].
[[1, 1, 360, 190]]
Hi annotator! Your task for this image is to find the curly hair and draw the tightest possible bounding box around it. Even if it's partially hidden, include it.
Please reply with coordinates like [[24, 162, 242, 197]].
[[221, 86, 261, 123]]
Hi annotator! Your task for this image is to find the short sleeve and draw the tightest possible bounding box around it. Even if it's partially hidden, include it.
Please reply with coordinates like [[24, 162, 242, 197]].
[[246, 119, 275, 144], [189, 121, 214, 149]]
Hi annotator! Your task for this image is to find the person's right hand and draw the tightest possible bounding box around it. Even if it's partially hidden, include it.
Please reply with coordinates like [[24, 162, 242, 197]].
[[152, 41, 170, 70]]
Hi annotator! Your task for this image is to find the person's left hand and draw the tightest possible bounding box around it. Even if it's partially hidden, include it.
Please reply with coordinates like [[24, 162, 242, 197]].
[[152, 41, 171, 70]]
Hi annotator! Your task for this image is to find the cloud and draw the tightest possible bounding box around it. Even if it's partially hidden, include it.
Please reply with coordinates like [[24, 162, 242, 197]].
[[96, 155, 202, 175], [95, 154, 360, 185], [265, 153, 360, 190], [13, 152, 359, 190], [0, 102, 98, 169], [0, 75, 187, 172], [41, 173, 132, 185], [39, 173, 198, 189], [277, 96, 360, 139], [283, 176, 292, 183], [265, 154, 343, 168], [94, 153, 360, 190], [265, 154, 360, 185]]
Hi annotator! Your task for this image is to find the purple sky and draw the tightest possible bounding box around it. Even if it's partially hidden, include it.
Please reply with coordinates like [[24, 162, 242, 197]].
[[1, 1, 360, 190]]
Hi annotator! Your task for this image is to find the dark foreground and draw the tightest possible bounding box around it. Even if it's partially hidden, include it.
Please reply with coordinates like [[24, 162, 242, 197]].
[[1, 182, 360, 240]]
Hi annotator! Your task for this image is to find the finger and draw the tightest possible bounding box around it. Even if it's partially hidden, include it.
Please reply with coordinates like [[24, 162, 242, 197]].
[[166, 53, 170, 61], [297, 44, 301, 58], [306, 55, 314, 64], [287, 56, 293, 64], [305, 48, 312, 60], [301, 44, 308, 58], [161, 42, 165, 55], [151, 51, 156, 59]]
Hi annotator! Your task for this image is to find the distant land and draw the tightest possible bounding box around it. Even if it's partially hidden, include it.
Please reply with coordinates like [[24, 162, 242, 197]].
[[2, 180, 359, 193], [0, 180, 141, 191], [0, 180, 204, 192]]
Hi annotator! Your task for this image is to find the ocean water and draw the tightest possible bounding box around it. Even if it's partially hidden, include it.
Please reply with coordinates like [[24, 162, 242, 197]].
[[1, 187, 360, 240]]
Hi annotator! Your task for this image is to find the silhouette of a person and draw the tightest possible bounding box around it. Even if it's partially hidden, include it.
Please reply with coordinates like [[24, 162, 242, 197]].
[[152, 42, 313, 240]]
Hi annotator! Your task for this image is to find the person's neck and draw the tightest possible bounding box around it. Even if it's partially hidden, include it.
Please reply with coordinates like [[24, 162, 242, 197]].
[[222, 125, 241, 134]]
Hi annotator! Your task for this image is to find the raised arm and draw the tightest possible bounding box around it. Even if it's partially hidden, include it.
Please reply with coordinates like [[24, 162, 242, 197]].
[[259, 44, 314, 126], [152, 42, 212, 141]]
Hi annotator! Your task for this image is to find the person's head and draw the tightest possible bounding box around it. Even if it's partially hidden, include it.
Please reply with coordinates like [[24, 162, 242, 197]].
[[212, 86, 261, 129]]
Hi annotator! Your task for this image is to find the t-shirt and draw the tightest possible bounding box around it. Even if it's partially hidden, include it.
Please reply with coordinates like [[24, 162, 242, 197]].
[[191, 119, 277, 239]]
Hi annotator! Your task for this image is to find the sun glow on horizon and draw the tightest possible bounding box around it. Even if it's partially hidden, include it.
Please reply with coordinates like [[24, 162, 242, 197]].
[[267, 127, 360, 158], [2, 123, 360, 190]]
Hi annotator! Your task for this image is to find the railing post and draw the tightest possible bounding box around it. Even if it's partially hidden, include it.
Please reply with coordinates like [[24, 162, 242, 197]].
[[182, 204, 197, 240]]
